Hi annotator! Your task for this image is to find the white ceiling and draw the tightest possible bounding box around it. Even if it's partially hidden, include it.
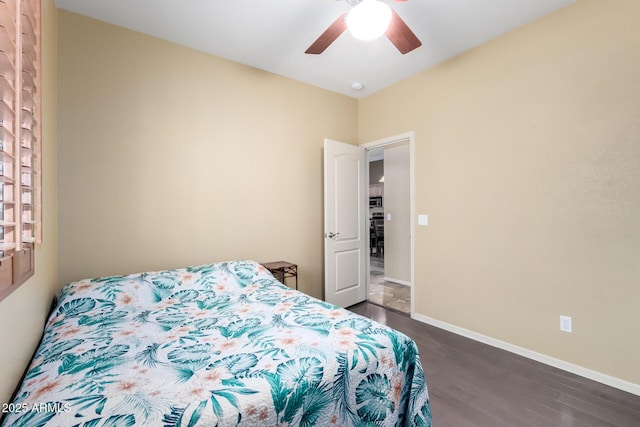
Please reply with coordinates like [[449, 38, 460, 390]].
[[54, 0, 575, 99]]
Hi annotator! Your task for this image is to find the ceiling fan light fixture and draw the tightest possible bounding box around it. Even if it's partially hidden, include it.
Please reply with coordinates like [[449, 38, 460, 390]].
[[346, 0, 392, 41]]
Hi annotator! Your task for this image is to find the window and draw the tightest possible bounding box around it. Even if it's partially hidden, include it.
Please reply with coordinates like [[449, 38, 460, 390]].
[[0, 0, 41, 301]]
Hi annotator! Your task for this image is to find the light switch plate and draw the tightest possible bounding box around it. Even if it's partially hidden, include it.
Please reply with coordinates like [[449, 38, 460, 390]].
[[386, 213, 391, 221], [418, 214, 428, 226]]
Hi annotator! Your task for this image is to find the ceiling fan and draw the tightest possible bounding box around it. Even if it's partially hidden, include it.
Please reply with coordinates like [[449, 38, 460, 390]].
[[305, 0, 421, 55]]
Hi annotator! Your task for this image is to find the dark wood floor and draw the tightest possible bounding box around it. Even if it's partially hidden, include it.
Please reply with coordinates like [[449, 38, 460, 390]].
[[348, 302, 640, 427]]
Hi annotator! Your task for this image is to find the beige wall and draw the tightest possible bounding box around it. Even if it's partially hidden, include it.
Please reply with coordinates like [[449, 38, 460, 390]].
[[0, 0, 59, 404], [57, 11, 358, 299], [383, 143, 410, 284], [359, 0, 640, 385]]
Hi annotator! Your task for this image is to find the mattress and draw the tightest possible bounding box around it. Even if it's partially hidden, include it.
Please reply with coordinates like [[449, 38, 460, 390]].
[[2, 260, 431, 426]]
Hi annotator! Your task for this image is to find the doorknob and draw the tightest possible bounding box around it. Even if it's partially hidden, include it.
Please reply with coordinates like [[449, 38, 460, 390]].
[[326, 232, 340, 239]]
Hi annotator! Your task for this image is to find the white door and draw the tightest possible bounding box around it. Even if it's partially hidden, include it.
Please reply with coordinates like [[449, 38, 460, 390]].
[[323, 139, 367, 307]]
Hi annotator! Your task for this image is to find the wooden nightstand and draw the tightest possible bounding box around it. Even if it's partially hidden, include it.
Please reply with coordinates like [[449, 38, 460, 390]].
[[261, 261, 298, 290]]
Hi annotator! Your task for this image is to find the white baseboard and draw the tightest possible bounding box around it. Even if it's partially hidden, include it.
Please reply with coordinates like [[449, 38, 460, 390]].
[[383, 277, 411, 287], [412, 312, 640, 396]]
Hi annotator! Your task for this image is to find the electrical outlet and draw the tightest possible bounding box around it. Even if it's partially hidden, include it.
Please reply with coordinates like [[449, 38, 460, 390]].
[[560, 315, 572, 333]]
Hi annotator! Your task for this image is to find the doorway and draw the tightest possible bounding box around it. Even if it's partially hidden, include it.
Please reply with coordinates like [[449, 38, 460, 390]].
[[363, 133, 414, 316]]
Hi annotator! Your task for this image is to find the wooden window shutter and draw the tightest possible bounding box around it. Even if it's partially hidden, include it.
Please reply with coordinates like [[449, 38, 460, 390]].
[[0, 0, 40, 301]]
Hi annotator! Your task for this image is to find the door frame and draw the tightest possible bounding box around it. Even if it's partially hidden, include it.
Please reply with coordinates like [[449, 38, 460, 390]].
[[361, 131, 415, 317]]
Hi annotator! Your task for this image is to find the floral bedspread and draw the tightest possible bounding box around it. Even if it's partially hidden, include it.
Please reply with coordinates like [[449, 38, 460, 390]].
[[2, 260, 431, 427]]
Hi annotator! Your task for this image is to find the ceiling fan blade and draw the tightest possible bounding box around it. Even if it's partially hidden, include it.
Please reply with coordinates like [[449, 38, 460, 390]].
[[305, 13, 348, 54], [385, 9, 422, 54]]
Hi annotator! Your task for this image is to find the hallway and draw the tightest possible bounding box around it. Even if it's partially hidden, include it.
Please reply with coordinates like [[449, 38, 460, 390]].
[[368, 253, 410, 314]]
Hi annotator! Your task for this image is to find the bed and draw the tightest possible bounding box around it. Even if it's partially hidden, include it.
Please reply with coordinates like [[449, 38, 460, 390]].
[[2, 260, 431, 426]]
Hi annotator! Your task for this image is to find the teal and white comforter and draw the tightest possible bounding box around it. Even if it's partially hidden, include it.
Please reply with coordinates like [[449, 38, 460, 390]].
[[2, 260, 431, 426]]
